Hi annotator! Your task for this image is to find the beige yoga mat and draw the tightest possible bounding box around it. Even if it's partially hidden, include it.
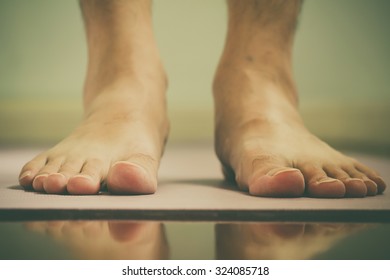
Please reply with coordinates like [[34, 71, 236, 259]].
[[0, 145, 389, 221]]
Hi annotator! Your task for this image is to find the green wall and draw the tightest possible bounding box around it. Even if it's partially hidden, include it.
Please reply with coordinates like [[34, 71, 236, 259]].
[[1, 0, 389, 152]]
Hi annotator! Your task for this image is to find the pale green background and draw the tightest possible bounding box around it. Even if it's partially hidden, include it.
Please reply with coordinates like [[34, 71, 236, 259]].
[[1, 0, 389, 153]]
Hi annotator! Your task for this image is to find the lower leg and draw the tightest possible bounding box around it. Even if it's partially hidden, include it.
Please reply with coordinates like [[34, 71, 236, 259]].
[[19, 0, 169, 194], [214, 0, 386, 197]]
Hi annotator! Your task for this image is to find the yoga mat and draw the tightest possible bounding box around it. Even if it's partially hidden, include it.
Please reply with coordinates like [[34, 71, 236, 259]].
[[1, 145, 389, 221]]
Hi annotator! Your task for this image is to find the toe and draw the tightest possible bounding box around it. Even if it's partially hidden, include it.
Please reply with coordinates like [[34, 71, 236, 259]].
[[19, 155, 47, 189], [308, 178, 345, 198], [67, 175, 100, 195], [373, 177, 386, 194], [107, 161, 157, 194], [343, 178, 367, 197], [237, 153, 305, 197], [324, 166, 367, 198], [67, 159, 104, 195], [43, 158, 85, 194], [19, 170, 34, 189], [249, 167, 305, 197], [43, 173, 68, 194], [355, 162, 386, 194], [32, 174, 47, 192], [31, 157, 64, 192], [299, 164, 345, 198], [345, 167, 378, 196]]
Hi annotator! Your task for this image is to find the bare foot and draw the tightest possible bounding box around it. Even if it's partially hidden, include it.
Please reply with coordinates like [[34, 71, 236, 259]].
[[18, 0, 168, 195], [214, 68, 386, 198], [214, 65, 386, 198], [214, 0, 386, 198], [19, 80, 168, 195]]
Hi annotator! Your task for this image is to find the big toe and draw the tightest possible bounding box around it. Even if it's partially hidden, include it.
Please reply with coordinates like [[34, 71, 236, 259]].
[[107, 161, 157, 195], [249, 168, 305, 197]]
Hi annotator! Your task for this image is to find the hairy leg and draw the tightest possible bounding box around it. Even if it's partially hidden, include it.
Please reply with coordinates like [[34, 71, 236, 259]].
[[19, 0, 169, 194], [213, 0, 386, 197]]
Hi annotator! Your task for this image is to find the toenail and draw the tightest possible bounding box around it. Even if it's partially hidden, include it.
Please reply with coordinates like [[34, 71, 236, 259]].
[[345, 178, 364, 183], [272, 168, 300, 176], [375, 176, 385, 183], [72, 174, 93, 181], [48, 173, 67, 180], [19, 171, 31, 180], [32, 174, 48, 185], [35, 174, 48, 179], [318, 178, 338, 184], [113, 161, 149, 176], [364, 180, 377, 187]]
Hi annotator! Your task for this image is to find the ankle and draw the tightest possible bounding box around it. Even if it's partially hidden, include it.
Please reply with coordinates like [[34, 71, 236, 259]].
[[83, 59, 167, 106], [214, 48, 298, 103]]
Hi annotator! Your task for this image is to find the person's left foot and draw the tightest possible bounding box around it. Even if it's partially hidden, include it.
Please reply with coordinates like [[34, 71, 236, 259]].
[[213, 65, 386, 198]]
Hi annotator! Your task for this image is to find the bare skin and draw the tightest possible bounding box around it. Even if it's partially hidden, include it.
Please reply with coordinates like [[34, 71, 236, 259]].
[[213, 0, 386, 198], [19, 0, 169, 194], [19, 0, 386, 198]]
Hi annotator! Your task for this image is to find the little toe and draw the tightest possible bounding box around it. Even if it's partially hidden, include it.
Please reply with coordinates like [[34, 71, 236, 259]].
[[107, 161, 157, 195], [355, 162, 386, 194], [249, 168, 305, 197], [19, 171, 34, 190], [373, 177, 386, 194], [19, 156, 47, 188]]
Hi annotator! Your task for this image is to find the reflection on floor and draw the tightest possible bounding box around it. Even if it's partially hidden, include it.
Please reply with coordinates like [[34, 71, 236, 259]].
[[1, 221, 389, 260]]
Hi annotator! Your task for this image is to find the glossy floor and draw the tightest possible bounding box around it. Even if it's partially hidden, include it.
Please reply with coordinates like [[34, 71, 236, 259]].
[[1, 146, 389, 260], [1, 221, 389, 260], [1, 146, 390, 222]]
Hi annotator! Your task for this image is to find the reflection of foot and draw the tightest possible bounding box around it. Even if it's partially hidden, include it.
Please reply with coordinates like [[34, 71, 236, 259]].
[[18, 0, 169, 195], [216, 223, 365, 260], [25, 221, 169, 260], [213, 1, 386, 198]]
